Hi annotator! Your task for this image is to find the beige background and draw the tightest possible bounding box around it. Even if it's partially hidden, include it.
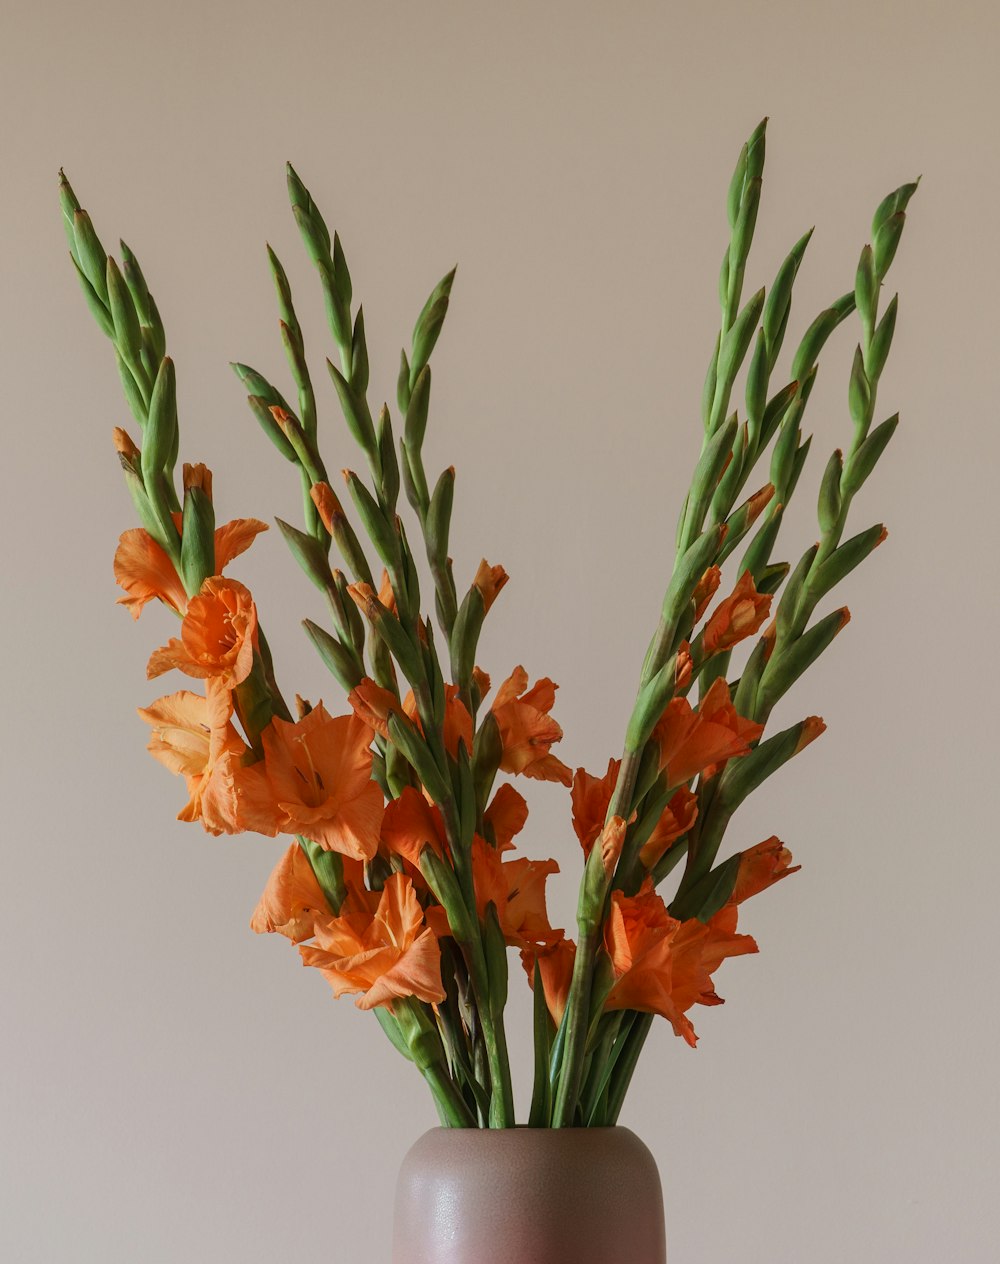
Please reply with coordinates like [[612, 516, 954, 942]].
[[2, 1, 998, 1260]]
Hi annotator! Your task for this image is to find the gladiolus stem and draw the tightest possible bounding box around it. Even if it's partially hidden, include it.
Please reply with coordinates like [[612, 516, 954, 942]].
[[421, 1061, 477, 1128]]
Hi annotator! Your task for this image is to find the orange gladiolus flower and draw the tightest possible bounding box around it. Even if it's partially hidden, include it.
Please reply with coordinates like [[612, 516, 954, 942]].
[[666, 905, 758, 1032], [114, 518, 267, 620], [298, 872, 446, 1011], [638, 788, 700, 869], [731, 836, 800, 904], [653, 677, 763, 786], [703, 571, 772, 655], [146, 577, 258, 689], [483, 783, 529, 851], [521, 938, 577, 1026], [571, 759, 620, 856], [491, 667, 573, 786], [139, 685, 279, 836], [381, 786, 448, 867], [262, 704, 384, 860], [471, 838, 563, 949], [571, 761, 697, 870], [604, 879, 757, 1046], [250, 842, 333, 943]]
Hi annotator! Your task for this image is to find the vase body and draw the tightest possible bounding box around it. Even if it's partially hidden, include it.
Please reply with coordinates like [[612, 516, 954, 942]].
[[392, 1126, 666, 1264]]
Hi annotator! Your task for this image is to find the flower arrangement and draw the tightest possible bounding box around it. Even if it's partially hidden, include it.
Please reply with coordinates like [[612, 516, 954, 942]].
[[61, 120, 915, 1130]]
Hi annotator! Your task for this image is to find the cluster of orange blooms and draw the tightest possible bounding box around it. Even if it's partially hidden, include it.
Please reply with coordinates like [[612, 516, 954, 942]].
[[117, 504, 807, 1046]]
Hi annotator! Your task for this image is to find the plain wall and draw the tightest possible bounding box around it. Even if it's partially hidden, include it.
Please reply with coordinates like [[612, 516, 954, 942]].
[[2, 2, 998, 1260]]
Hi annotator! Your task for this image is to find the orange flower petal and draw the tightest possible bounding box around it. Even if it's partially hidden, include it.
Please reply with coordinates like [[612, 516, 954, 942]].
[[251, 843, 332, 942], [214, 518, 269, 571], [483, 783, 529, 851], [114, 528, 188, 619]]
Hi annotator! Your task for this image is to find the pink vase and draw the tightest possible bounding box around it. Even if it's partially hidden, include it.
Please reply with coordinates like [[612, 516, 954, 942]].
[[392, 1126, 666, 1264]]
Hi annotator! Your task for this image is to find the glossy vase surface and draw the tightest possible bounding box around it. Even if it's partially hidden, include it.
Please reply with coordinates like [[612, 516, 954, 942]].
[[392, 1126, 666, 1264]]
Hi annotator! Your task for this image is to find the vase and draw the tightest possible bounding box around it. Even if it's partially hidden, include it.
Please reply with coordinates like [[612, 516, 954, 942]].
[[392, 1126, 666, 1264]]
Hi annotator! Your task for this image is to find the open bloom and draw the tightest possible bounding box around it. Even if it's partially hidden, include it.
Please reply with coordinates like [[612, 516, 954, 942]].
[[250, 842, 333, 943], [114, 517, 267, 619], [703, 570, 772, 655], [604, 879, 757, 1046], [147, 576, 258, 688], [298, 872, 445, 1011], [138, 685, 278, 836], [491, 667, 572, 786], [653, 677, 762, 787], [471, 838, 563, 949], [262, 704, 384, 859]]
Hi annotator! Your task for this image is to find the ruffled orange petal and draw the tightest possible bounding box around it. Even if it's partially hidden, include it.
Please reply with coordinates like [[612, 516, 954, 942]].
[[251, 843, 332, 942], [484, 784, 529, 851], [703, 571, 772, 655], [348, 678, 404, 740], [114, 528, 188, 619], [731, 837, 800, 904], [639, 787, 699, 870], [571, 759, 620, 856], [381, 786, 448, 866], [146, 577, 258, 688], [522, 939, 577, 1026], [214, 518, 269, 571]]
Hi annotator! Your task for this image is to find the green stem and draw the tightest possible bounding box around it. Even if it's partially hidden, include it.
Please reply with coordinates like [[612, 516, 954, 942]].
[[422, 1062, 477, 1128]]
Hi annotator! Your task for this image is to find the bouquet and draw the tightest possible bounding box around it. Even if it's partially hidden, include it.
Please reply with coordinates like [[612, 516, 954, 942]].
[[61, 120, 915, 1129]]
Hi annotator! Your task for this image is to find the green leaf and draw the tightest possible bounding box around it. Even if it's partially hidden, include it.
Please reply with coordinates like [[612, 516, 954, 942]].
[[302, 618, 364, 692], [328, 360, 377, 457], [868, 295, 898, 380], [141, 357, 177, 482], [810, 522, 887, 597], [817, 448, 843, 534], [405, 364, 432, 455], [843, 415, 898, 496], [72, 210, 109, 303], [669, 852, 741, 923], [763, 228, 813, 368], [180, 485, 215, 594]]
